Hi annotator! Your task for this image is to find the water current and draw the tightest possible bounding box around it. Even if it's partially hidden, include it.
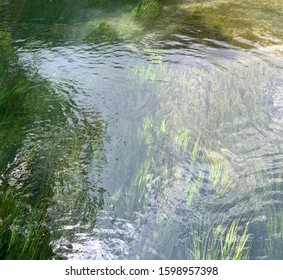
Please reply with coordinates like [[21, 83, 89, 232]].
[[0, 0, 283, 259]]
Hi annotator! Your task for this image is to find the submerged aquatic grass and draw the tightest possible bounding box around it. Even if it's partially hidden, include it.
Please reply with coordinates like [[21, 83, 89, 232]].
[[86, 20, 120, 44], [0, 145, 54, 259], [189, 217, 251, 260], [0, 26, 109, 259], [153, 0, 283, 47], [1, 0, 282, 260], [131, 0, 162, 19], [266, 210, 283, 259], [119, 36, 282, 258]]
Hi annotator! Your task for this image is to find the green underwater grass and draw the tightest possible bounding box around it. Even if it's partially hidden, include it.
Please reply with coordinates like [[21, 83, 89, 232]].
[[86, 20, 120, 44], [0, 25, 110, 259], [189, 216, 250, 260], [265, 205, 283, 259], [0, 83, 109, 259], [130, 0, 162, 19], [0, 145, 54, 259], [120, 43, 283, 259], [121, 100, 241, 257], [1, 0, 282, 260]]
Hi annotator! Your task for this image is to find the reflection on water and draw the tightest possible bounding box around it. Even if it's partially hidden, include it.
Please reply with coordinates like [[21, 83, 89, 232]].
[[1, 0, 283, 260]]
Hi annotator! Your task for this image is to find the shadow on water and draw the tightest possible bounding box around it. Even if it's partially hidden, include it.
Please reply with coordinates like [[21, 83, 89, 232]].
[[5, 0, 139, 46], [4, 0, 283, 48], [131, 1, 233, 47], [4, 0, 251, 48]]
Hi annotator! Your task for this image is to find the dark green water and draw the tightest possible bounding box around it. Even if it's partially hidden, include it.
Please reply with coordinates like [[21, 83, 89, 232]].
[[0, 0, 283, 259]]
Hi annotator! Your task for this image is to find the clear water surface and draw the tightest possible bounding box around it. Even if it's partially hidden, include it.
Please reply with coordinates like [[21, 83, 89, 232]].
[[0, 0, 282, 260]]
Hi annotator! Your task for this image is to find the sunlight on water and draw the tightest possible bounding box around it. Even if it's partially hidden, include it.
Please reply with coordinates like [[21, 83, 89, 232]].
[[1, 0, 283, 260], [16, 37, 283, 259]]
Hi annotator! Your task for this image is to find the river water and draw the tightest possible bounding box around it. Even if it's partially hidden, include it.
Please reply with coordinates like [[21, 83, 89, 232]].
[[0, 0, 282, 259]]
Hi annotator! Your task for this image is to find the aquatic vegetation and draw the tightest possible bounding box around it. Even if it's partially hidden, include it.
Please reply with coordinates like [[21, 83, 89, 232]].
[[174, 128, 191, 153], [176, 0, 283, 46], [206, 151, 233, 196], [45, 110, 109, 257], [125, 159, 154, 214], [122, 103, 238, 257], [189, 217, 251, 260], [120, 47, 276, 258], [123, 0, 283, 47], [0, 99, 109, 260], [186, 171, 204, 207], [262, 204, 283, 259], [86, 20, 120, 44], [131, 63, 157, 82], [0, 31, 16, 69], [87, 0, 106, 6], [1, 0, 283, 261], [130, 53, 165, 84], [140, 218, 182, 259], [0, 143, 54, 259], [0, 26, 109, 259], [131, 0, 162, 18]]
